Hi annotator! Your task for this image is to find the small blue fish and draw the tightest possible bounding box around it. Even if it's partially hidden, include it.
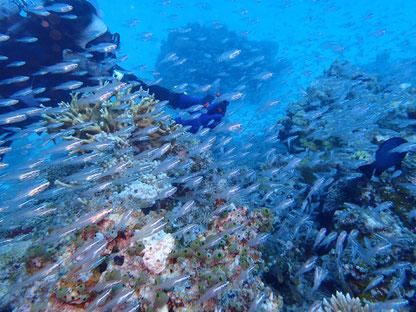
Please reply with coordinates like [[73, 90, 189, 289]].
[[359, 137, 407, 178]]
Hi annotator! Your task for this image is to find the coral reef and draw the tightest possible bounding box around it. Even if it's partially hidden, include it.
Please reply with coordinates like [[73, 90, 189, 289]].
[[317, 291, 373, 312], [43, 80, 180, 146], [2, 60, 416, 312], [155, 22, 291, 100], [0, 77, 280, 311], [251, 60, 416, 310], [8, 204, 281, 311]]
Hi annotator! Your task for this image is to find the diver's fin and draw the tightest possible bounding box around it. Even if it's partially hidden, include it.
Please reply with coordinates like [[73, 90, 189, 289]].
[[374, 168, 384, 177], [359, 163, 375, 178]]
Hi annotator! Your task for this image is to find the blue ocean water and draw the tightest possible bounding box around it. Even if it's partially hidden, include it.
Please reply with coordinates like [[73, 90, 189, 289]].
[[1, 0, 416, 311], [99, 0, 416, 132]]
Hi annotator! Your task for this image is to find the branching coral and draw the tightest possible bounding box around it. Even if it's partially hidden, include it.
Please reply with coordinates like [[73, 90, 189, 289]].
[[43, 81, 180, 146], [317, 291, 374, 312]]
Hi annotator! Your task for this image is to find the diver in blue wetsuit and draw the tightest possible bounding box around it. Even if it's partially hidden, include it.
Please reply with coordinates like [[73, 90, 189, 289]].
[[0, 0, 229, 136]]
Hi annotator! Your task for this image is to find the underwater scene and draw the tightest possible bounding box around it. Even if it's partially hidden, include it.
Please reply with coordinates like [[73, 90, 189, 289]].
[[0, 0, 416, 311]]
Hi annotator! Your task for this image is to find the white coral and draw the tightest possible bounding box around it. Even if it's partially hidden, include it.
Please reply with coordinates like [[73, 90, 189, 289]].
[[318, 291, 373, 312], [142, 231, 175, 274]]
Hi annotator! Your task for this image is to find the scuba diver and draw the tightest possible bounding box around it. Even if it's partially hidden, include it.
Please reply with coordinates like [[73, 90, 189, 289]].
[[0, 0, 230, 138]]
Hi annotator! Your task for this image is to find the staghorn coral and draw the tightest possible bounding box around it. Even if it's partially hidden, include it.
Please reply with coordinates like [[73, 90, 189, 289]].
[[43, 81, 180, 146]]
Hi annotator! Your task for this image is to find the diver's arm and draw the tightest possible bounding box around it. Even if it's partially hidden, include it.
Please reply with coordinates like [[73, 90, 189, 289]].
[[114, 65, 201, 109], [113, 65, 230, 134]]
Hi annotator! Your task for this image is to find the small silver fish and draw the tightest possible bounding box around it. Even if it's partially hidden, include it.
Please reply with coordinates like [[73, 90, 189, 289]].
[[6, 61, 25, 68], [196, 281, 229, 305], [11, 87, 32, 98], [43, 140, 81, 154], [0, 99, 19, 107], [187, 112, 202, 120], [16, 180, 50, 203], [188, 137, 215, 157], [88, 42, 118, 53], [217, 49, 241, 62], [214, 185, 240, 200], [82, 181, 112, 195], [364, 275, 384, 292], [86, 289, 111, 312], [172, 224, 196, 238], [54, 80, 83, 90], [0, 76, 30, 85], [32, 87, 46, 95], [98, 163, 128, 179], [23, 6, 51, 16], [150, 143, 171, 160], [347, 229, 359, 246], [387, 277, 401, 299], [319, 231, 337, 249], [312, 266, 328, 291], [131, 135, 149, 142], [183, 176, 203, 189], [0, 34, 10, 42], [295, 256, 318, 276], [308, 177, 326, 197], [61, 14, 78, 19], [372, 242, 392, 255], [115, 209, 133, 232], [187, 104, 204, 113], [46, 62, 78, 74], [47, 208, 113, 243], [308, 301, 323, 312], [32, 70, 48, 76], [100, 289, 135, 311], [243, 183, 260, 195], [0, 110, 27, 125], [273, 198, 294, 212], [16, 169, 40, 182], [248, 233, 270, 247], [15, 37, 38, 43], [153, 157, 180, 175], [133, 217, 166, 242], [248, 293, 265, 312], [18, 262, 60, 287], [378, 298, 408, 310], [45, 3, 73, 12], [335, 231, 347, 258], [153, 275, 190, 290], [202, 235, 224, 249], [390, 142, 416, 153], [218, 91, 244, 102], [174, 200, 195, 219], [81, 141, 114, 151], [155, 186, 177, 201], [133, 126, 160, 137], [118, 92, 140, 102], [0, 147, 12, 155]]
